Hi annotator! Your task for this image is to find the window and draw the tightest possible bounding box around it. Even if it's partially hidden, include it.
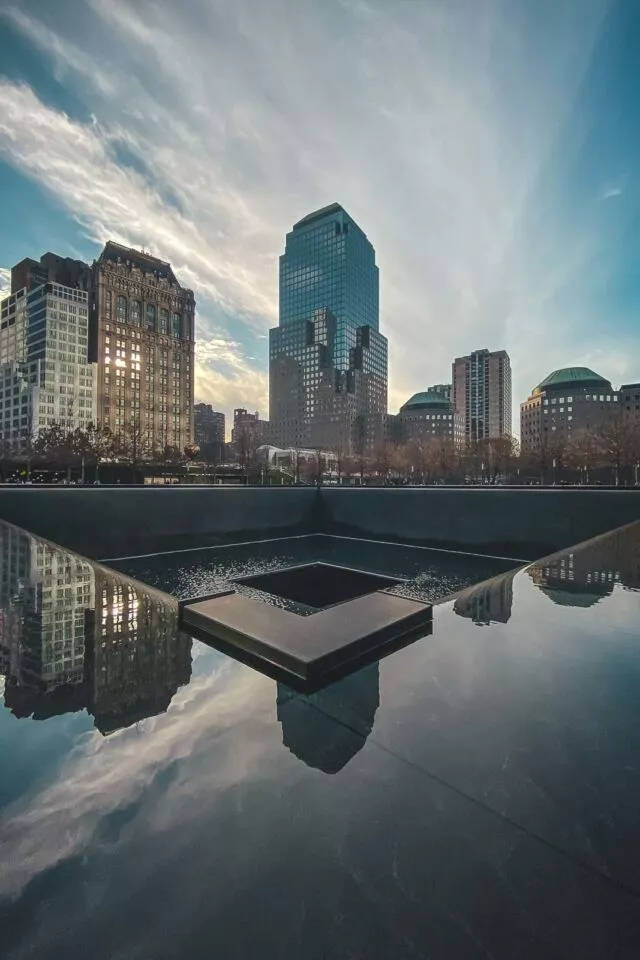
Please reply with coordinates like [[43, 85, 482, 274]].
[[116, 295, 127, 322], [146, 303, 156, 331], [171, 312, 182, 338], [130, 300, 141, 326], [159, 308, 169, 334]]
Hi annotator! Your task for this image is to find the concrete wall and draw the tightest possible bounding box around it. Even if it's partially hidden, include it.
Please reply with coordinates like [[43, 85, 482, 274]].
[[0, 486, 638, 561], [319, 488, 640, 559], [0, 487, 320, 558]]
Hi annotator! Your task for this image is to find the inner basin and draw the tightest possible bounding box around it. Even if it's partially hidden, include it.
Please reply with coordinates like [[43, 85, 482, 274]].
[[105, 533, 522, 609]]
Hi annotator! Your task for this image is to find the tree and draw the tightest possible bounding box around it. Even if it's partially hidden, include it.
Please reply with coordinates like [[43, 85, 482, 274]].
[[372, 440, 392, 483], [565, 429, 602, 485], [352, 415, 369, 483], [34, 423, 76, 480], [389, 442, 410, 482], [597, 412, 637, 486], [75, 423, 116, 484], [114, 419, 153, 482]]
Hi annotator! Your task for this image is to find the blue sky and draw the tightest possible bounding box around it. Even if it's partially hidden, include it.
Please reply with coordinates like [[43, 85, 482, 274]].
[[0, 0, 639, 435]]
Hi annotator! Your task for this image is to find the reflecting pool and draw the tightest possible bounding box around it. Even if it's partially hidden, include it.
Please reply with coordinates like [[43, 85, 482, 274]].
[[1, 518, 640, 959]]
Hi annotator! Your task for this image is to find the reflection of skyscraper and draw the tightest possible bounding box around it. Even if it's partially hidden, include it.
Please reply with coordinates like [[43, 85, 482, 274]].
[[0, 522, 191, 733], [276, 663, 379, 774], [453, 574, 514, 624]]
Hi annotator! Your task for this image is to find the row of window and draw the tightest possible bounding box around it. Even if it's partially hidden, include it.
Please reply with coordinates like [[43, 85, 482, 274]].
[[104, 292, 185, 338]]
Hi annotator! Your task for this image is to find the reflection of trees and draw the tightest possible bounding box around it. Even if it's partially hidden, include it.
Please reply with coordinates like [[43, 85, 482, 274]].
[[453, 575, 514, 624], [0, 524, 191, 733], [527, 524, 640, 606], [276, 663, 379, 774]]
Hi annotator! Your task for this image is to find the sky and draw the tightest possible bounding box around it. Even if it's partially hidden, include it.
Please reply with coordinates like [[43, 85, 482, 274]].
[[0, 0, 639, 438]]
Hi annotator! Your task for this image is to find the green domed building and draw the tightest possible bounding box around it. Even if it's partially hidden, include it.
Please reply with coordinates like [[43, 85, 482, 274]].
[[399, 386, 462, 443], [521, 366, 617, 454]]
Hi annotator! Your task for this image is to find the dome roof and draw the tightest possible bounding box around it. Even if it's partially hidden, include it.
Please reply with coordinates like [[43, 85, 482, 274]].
[[401, 390, 449, 411], [535, 366, 610, 393]]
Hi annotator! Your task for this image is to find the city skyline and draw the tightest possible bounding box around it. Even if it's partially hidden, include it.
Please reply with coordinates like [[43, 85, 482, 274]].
[[1, 1, 640, 438]]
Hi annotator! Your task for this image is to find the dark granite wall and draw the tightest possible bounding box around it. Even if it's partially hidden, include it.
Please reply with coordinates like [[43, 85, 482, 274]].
[[0, 486, 638, 560], [320, 487, 640, 559], [0, 487, 320, 558]]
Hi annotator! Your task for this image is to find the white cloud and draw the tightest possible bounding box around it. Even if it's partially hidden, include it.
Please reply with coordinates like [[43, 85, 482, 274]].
[[0, 267, 10, 299], [0, 0, 636, 438], [0, 654, 278, 898], [602, 186, 622, 199]]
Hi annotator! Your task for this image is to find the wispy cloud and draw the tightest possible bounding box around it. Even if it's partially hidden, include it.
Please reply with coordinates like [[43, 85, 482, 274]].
[[602, 185, 622, 199], [0, 268, 10, 299]]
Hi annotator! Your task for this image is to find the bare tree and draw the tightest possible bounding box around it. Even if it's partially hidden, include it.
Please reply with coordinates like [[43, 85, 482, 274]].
[[565, 429, 602, 485], [597, 411, 637, 486], [372, 440, 392, 484]]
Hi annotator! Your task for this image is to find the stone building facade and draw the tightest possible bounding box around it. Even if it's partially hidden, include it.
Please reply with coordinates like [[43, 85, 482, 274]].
[[92, 242, 195, 455]]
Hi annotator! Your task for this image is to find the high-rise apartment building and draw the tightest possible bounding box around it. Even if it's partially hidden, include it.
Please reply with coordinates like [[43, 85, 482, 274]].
[[0, 272, 97, 448], [194, 403, 225, 460], [452, 348, 511, 443], [92, 243, 195, 454], [269, 204, 387, 452]]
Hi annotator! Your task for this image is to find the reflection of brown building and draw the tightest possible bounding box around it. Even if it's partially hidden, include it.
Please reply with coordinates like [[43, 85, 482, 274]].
[[87, 569, 191, 735], [528, 524, 640, 606], [453, 575, 514, 624], [0, 524, 191, 733], [276, 663, 379, 774], [92, 242, 195, 453]]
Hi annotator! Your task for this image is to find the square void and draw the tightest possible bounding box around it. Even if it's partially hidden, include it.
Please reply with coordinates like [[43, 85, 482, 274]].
[[235, 562, 403, 610]]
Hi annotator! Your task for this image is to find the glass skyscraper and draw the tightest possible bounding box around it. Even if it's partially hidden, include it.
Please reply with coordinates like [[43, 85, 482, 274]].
[[270, 204, 388, 451]]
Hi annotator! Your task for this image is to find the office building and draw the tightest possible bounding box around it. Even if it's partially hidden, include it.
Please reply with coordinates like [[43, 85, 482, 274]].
[[620, 382, 640, 425], [452, 348, 511, 443], [194, 403, 225, 460], [520, 367, 618, 455], [92, 242, 195, 454], [269, 204, 388, 452], [398, 387, 463, 444], [232, 407, 270, 454], [0, 273, 97, 448]]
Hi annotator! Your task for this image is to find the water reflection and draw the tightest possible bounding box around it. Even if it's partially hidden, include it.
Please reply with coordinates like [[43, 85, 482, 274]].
[[453, 573, 514, 624], [0, 525, 191, 734], [276, 663, 379, 773], [528, 525, 640, 606]]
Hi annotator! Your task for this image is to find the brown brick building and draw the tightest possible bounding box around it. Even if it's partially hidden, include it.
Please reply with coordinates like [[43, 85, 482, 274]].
[[92, 243, 195, 455]]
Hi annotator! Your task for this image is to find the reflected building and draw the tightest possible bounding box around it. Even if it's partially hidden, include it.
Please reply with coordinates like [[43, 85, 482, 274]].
[[0, 525, 191, 732], [276, 663, 379, 774], [0, 523, 93, 718], [87, 569, 191, 735], [528, 526, 640, 606], [453, 574, 514, 624]]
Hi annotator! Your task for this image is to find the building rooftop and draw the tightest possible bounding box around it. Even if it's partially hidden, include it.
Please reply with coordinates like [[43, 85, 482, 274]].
[[536, 366, 610, 392], [293, 203, 345, 230], [400, 390, 450, 411]]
